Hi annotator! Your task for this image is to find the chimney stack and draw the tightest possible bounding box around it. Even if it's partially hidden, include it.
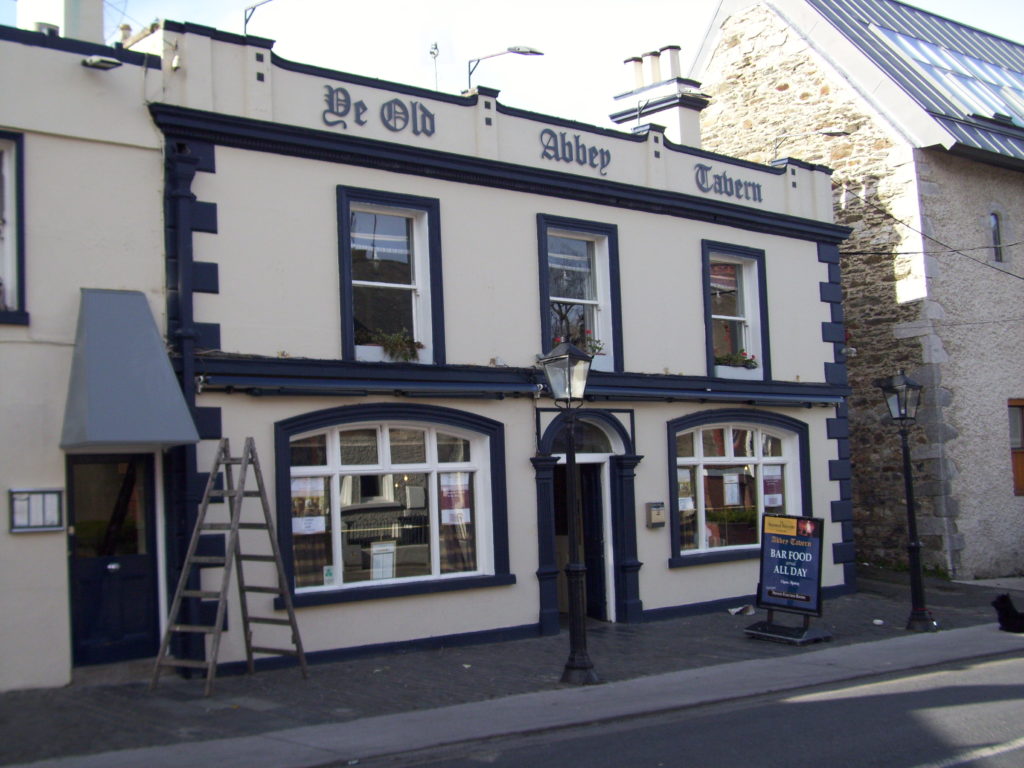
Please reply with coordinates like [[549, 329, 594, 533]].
[[610, 44, 710, 149], [17, 0, 105, 44]]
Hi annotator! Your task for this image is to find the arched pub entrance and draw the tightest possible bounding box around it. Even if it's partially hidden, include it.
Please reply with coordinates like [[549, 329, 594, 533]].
[[533, 410, 643, 634]]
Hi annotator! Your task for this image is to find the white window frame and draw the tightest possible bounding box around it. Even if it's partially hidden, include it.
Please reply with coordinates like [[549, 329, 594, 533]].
[[349, 203, 434, 363], [289, 421, 492, 593], [709, 254, 762, 374], [545, 226, 614, 372], [0, 139, 19, 315], [676, 423, 795, 555]]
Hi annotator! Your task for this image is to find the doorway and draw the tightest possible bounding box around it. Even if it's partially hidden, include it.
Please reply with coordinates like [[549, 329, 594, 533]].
[[67, 455, 159, 666], [554, 463, 608, 621]]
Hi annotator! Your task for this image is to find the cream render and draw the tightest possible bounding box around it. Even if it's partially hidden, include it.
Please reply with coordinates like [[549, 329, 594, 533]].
[[0, 1, 850, 692]]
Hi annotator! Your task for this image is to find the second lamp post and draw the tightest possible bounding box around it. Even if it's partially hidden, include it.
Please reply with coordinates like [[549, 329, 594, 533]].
[[875, 368, 939, 632]]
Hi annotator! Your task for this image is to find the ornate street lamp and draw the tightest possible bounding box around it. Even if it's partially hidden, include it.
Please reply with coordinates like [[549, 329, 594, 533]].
[[874, 368, 938, 632], [466, 46, 543, 91], [538, 341, 599, 684]]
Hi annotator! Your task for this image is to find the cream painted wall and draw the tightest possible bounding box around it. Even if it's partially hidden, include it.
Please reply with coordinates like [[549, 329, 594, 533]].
[[0, 113, 164, 690], [195, 394, 542, 662], [190, 146, 833, 381], [194, 392, 844, 662], [627, 404, 842, 611]]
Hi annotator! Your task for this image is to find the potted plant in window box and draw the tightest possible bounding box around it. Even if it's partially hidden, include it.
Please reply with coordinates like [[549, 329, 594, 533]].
[[373, 328, 424, 362], [714, 350, 761, 380]]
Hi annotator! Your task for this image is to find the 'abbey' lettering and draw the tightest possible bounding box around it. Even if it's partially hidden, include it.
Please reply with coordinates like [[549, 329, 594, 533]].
[[540, 129, 611, 176]]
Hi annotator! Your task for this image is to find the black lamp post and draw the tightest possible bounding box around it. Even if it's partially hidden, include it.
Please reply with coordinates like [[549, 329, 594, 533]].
[[538, 341, 600, 684], [874, 369, 938, 632]]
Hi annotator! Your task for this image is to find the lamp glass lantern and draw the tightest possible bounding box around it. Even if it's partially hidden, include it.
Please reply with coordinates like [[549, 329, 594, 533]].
[[538, 342, 592, 409], [875, 369, 922, 422]]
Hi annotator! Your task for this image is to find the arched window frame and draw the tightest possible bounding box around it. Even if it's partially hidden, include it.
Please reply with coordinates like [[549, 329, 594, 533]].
[[667, 410, 810, 568], [275, 404, 513, 607]]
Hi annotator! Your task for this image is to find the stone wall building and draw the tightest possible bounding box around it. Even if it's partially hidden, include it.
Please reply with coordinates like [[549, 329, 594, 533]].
[[690, 0, 1024, 578]]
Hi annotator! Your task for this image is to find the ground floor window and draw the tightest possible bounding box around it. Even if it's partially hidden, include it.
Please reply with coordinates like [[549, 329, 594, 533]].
[[287, 418, 491, 591], [670, 413, 803, 559], [1009, 400, 1024, 495]]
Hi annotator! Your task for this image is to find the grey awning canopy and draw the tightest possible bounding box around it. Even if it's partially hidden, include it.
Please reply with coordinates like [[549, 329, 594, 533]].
[[61, 289, 199, 452]]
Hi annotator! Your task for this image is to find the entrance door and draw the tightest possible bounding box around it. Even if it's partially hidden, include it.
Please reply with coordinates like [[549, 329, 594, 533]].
[[68, 455, 159, 666], [555, 464, 607, 621]]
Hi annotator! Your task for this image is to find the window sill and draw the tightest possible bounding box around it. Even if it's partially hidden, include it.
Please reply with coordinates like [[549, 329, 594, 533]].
[[277, 572, 516, 609], [714, 365, 762, 381], [356, 344, 431, 364], [0, 309, 29, 325], [669, 548, 759, 568]]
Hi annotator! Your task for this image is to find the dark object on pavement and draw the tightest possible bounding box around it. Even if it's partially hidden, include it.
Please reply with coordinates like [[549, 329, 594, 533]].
[[991, 594, 1024, 633]]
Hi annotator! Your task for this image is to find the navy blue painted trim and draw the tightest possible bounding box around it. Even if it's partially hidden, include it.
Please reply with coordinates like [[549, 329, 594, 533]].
[[824, 363, 848, 386], [832, 541, 856, 564], [821, 322, 845, 343], [0, 130, 27, 324], [831, 500, 853, 523], [282, 574, 517, 608], [831, 303, 845, 324], [643, 592, 759, 621], [496, 103, 650, 142], [336, 187, 445, 364], [536, 214, 623, 372], [190, 201, 218, 233], [536, 408, 636, 456], [829, 459, 852, 481], [192, 262, 219, 294], [149, 104, 851, 245], [189, 355, 849, 402], [668, 547, 759, 569], [701, 240, 772, 381], [161, 20, 274, 49], [817, 242, 841, 264], [835, 437, 850, 460], [820, 282, 843, 303], [643, 581, 854, 621], [194, 407, 222, 440], [610, 92, 710, 125], [271, 52, 475, 106], [531, 456, 561, 634], [217, 622, 541, 676], [273, 403, 510, 606], [533, 416, 644, 624], [667, 409, 813, 565], [194, 322, 221, 351], [0, 23, 160, 68], [826, 417, 849, 439]]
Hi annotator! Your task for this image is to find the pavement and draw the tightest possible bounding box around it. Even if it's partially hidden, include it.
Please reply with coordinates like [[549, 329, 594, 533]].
[[2, 565, 1024, 768]]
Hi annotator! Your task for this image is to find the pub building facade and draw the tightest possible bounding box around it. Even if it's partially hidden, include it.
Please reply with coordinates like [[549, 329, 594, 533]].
[[0, 5, 851, 691]]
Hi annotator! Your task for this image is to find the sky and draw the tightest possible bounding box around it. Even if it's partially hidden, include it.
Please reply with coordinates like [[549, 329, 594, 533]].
[[3, 0, 1023, 127]]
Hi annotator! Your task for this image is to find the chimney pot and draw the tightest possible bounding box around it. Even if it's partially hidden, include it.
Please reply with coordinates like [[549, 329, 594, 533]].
[[642, 50, 662, 85]]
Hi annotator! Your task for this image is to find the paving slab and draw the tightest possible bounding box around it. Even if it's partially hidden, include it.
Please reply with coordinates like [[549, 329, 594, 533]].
[[1, 567, 1019, 768]]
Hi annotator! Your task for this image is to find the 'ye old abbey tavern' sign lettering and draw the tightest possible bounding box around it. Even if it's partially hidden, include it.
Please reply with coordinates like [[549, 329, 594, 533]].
[[322, 85, 436, 137], [540, 129, 611, 176], [694, 163, 763, 203]]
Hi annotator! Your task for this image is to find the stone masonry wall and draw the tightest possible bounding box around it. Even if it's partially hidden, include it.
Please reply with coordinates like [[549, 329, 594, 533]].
[[914, 150, 1024, 577], [695, 3, 955, 573]]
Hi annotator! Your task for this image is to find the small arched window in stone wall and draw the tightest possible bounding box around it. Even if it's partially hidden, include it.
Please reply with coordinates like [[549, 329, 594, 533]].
[[990, 212, 1004, 263]]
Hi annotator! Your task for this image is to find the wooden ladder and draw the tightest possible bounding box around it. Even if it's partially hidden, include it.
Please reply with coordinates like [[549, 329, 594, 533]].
[[151, 437, 308, 696]]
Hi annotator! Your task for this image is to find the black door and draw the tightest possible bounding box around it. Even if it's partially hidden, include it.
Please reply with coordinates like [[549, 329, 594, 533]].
[[580, 465, 607, 621], [68, 455, 159, 666], [554, 464, 607, 621]]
